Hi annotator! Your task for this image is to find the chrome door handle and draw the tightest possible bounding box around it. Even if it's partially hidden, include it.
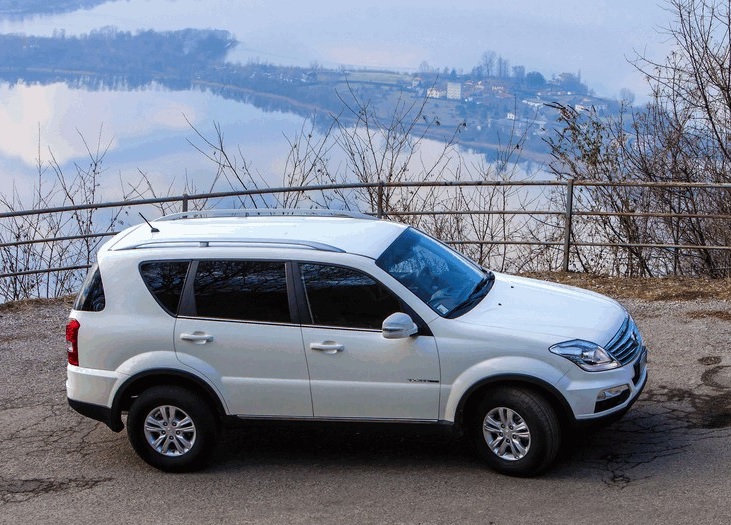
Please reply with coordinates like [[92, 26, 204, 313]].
[[309, 342, 344, 354], [180, 332, 214, 344]]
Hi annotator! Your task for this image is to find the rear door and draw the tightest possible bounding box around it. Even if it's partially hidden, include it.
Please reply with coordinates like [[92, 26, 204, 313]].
[[174, 260, 312, 417]]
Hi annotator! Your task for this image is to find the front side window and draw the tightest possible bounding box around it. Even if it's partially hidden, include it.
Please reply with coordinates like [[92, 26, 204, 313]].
[[140, 261, 190, 315], [193, 260, 289, 323], [300, 264, 401, 329], [376, 228, 491, 317]]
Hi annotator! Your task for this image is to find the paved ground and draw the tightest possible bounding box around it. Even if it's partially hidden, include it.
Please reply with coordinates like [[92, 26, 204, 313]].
[[1, 297, 730, 524]]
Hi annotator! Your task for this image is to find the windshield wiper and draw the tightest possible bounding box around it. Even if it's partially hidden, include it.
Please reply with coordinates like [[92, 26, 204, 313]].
[[446, 271, 494, 318]]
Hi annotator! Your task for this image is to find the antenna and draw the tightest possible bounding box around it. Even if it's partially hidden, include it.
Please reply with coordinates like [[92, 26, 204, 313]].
[[139, 213, 160, 233]]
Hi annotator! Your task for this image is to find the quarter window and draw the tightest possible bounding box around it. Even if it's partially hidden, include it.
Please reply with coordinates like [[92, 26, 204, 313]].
[[74, 263, 106, 312], [300, 264, 401, 329], [193, 261, 290, 323], [140, 261, 190, 315]]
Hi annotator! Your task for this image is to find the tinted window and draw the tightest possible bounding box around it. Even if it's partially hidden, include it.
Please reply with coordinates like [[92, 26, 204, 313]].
[[140, 261, 190, 314], [74, 264, 106, 312], [193, 261, 290, 323], [300, 264, 401, 329]]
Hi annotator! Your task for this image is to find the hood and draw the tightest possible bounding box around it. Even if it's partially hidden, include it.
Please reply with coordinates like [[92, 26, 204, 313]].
[[456, 273, 627, 346]]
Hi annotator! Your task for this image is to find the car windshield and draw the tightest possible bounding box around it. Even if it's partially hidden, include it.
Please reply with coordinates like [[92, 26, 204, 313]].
[[376, 228, 493, 317]]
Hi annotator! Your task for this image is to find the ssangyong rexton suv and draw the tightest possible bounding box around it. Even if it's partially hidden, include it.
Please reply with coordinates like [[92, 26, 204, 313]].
[[66, 209, 647, 476]]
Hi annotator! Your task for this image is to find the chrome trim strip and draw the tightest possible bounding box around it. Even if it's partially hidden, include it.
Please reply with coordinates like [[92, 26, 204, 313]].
[[177, 316, 299, 327], [119, 238, 345, 253], [605, 316, 643, 366], [233, 415, 439, 424]]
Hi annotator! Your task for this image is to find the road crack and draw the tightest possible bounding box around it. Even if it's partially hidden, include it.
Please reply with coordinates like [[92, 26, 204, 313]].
[[0, 476, 113, 504]]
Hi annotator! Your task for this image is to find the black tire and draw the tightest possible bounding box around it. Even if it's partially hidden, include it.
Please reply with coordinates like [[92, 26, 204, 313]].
[[127, 385, 219, 472], [471, 387, 561, 476]]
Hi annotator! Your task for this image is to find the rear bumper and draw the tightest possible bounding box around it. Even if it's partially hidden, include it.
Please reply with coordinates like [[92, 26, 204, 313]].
[[67, 398, 124, 432], [67, 364, 125, 432]]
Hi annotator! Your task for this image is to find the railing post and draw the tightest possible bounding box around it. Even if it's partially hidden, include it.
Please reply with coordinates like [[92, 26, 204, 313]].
[[562, 178, 574, 272], [182, 194, 189, 212], [376, 181, 384, 218]]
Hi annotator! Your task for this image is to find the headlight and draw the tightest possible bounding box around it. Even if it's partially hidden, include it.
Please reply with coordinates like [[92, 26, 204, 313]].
[[549, 339, 620, 372]]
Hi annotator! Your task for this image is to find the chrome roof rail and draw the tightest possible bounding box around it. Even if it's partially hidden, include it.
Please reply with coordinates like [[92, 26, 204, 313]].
[[116, 238, 345, 253], [156, 208, 375, 222]]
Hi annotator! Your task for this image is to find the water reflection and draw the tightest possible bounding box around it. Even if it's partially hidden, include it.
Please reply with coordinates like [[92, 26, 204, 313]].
[[0, 80, 310, 199], [0, 0, 421, 71], [0, 1, 546, 205]]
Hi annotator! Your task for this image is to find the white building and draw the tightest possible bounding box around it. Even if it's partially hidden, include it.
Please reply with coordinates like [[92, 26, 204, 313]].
[[446, 82, 462, 100]]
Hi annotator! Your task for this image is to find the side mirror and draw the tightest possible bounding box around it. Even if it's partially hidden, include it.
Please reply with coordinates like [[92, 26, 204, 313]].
[[382, 312, 418, 339]]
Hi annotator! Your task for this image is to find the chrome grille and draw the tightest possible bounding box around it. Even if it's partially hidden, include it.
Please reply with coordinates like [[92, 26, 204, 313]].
[[604, 316, 643, 366]]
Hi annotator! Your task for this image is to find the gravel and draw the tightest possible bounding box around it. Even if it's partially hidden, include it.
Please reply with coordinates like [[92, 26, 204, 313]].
[[0, 292, 730, 524]]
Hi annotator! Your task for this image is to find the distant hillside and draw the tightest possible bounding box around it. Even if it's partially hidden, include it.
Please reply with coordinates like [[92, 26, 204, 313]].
[[0, 28, 622, 159], [0, 0, 112, 16]]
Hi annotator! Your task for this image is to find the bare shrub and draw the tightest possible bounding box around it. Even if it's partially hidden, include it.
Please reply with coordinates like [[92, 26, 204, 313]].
[[2, 130, 141, 302], [544, 0, 731, 277]]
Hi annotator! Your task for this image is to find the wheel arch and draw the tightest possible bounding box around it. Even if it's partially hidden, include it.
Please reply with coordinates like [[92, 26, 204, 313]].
[[454, 374, 574, 432], [108, 369, 227, 432]]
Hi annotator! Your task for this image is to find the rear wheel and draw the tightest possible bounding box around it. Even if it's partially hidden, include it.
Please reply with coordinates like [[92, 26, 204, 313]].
[[471, 387, 561, 476], [127, 386, 219, 472]]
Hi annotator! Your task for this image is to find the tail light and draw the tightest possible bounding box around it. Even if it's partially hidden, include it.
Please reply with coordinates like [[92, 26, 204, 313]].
[[66, 319, 80, 366]]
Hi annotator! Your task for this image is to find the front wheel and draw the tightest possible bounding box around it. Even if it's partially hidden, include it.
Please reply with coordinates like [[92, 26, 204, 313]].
[[127, 386, 219, 472], [471, 388, 561, 476]]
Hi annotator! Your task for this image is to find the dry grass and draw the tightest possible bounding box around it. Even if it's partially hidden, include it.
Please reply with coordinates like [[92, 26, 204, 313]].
[[687, 310, 731, 321], [0, 295, 74, 312], [520, 273, 731, 301]]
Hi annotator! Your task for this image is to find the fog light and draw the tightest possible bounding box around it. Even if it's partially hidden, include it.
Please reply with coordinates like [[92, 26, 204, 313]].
[[594, 384, 632, 412], [597, 384, 630, 401]]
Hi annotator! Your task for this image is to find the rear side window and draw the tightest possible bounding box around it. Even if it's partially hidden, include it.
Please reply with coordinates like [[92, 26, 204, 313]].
[[140, 261, 190, 315], [192, 260, 290, 323], [74, 264, 106, 312]]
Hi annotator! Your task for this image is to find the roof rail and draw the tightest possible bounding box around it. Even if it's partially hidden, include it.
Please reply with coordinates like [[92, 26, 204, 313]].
[[156, 208, 376, 222], [117, 238, 345, 253]]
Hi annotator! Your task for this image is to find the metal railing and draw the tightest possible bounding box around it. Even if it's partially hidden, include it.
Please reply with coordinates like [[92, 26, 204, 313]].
[[2, 179, 731, 282]]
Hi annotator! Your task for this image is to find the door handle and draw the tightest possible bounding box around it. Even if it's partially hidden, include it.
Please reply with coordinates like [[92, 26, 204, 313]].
[[309, 341, 344, 354], [180, 332, 214, 344]]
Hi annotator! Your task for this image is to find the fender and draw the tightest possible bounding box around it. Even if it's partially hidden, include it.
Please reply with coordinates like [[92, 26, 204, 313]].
[[106, 351, 229, 430], [113, 350, 184, 381], [111, 350, 225, 403], [442, 355, 571, 423]]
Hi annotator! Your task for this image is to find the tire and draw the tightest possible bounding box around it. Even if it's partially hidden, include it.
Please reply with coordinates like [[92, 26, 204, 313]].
[[127, 386, 219, 472], [471, 387, 561, 476]]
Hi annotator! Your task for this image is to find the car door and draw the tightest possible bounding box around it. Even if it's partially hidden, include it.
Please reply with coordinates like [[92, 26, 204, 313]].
[[174, 260, 312, 417], [297, 263, 440, 420]]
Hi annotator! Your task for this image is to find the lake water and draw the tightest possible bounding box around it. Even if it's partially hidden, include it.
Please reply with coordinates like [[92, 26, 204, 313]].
[[0, 0, 554, 209], [0, 1, 335, 202]]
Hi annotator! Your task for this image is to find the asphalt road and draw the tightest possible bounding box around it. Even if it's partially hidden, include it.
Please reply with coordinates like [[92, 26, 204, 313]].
[[1, 298, 730, 524]]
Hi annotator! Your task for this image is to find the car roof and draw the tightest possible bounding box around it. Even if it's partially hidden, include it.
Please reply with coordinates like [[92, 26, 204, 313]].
[[103, 209, 408, 259]]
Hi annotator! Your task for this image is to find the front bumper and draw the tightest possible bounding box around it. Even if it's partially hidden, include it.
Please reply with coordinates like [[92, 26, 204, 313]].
[[559, 347, 648, 423]]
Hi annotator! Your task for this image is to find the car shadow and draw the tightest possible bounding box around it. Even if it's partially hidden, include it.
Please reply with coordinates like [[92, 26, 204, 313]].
[[203, 392, 720, 481], [209, 420, 477, 472]]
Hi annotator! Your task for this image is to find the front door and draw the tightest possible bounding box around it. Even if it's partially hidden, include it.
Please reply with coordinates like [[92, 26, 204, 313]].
[[298, 263, 440, 420]]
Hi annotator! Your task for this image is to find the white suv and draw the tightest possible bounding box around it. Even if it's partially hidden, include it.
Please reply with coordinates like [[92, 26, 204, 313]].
[[66, 209, 647, 476]]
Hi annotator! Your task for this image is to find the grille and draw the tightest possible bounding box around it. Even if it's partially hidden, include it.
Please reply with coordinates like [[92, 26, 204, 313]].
[[604, 316, 643, 366]]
